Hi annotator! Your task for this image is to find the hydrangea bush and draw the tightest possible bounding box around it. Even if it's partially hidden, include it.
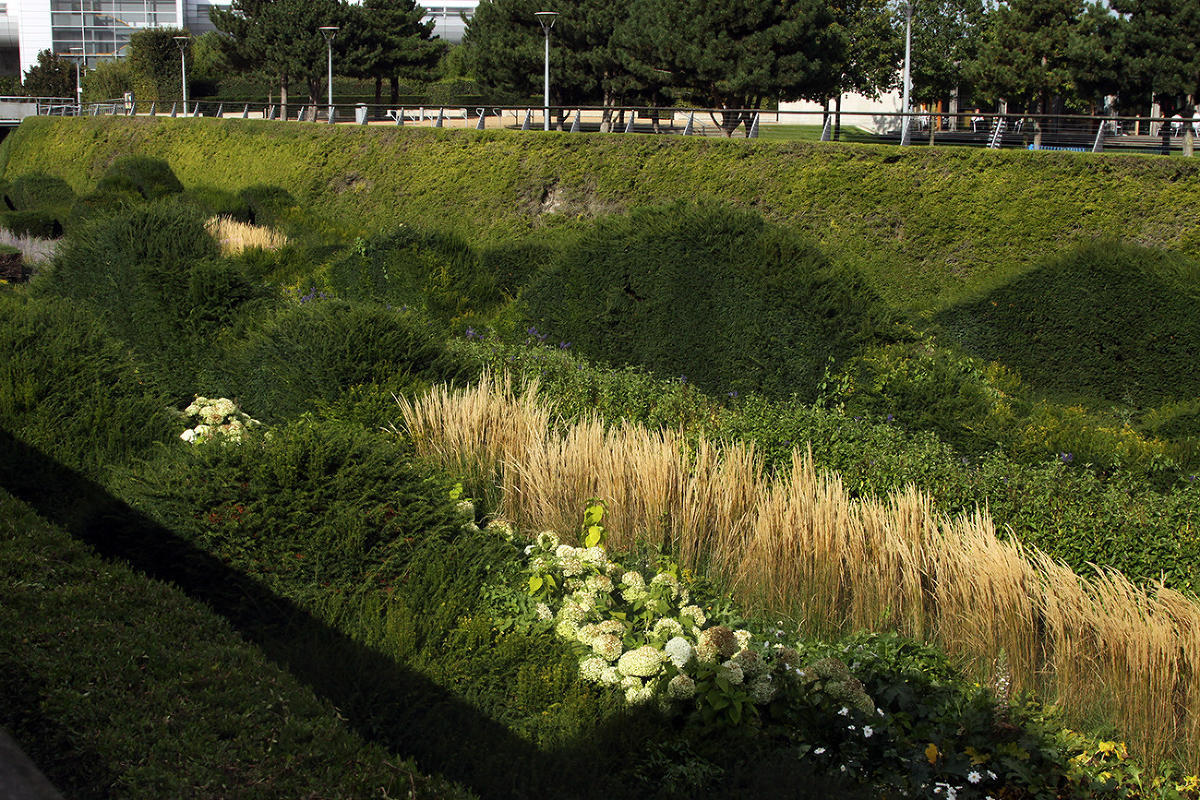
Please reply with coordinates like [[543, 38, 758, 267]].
[[180, 396, 260, 443]]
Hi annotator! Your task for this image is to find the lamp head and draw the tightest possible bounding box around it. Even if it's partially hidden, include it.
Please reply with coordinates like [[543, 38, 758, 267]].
[[535, 11, 558, 32], [319, 25, 340, 42]]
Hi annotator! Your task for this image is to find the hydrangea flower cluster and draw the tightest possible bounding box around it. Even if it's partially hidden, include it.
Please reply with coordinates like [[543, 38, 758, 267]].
[[180, 396, 260, 444], [515, 523, 876, 718]]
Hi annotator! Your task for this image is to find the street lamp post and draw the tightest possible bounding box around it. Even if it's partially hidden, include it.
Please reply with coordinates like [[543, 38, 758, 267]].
[[535, 11, 558, 131], [319, 26, 339, 123], [899, 0, 912, 146], [173, 36, 190, 115], [68, 46, 83, 114]]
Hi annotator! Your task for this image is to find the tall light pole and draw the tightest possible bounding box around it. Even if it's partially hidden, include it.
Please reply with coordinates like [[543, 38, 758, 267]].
[[68, 46, 83, 113], [899, 0, 912, 146], [535, 11, 557, 131], [173, 36, 190, 115], [319, 26, 339, 123]]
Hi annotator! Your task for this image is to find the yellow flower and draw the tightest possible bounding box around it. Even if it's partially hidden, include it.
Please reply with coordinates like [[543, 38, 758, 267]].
[[925, 743, 940, 765], [1097, 741, 1117, 755]]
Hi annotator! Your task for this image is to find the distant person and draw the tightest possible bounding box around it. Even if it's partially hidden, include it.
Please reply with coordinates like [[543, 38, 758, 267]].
[[1170, 112, 1184, 136]]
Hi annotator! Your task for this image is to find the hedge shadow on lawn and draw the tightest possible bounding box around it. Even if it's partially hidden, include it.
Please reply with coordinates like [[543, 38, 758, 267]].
[[0, 427, 562, 799], [0, 662, 119, 799]]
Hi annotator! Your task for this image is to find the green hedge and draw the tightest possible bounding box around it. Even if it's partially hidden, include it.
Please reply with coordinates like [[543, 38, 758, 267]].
[[2, 171, 74, 211], [206, 300, 476, 422], [0, 293, 174, 475], [522, 203, 896, 400], [936, 241, 1200, 406], [37, 199, 253, 397], [4, 117, 1200, 313], [0, 490, 470, 800]]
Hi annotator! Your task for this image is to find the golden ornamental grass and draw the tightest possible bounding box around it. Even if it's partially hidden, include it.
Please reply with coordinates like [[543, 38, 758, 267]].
[[396, 373, 1200, 770], [204, 215, 288, 255]]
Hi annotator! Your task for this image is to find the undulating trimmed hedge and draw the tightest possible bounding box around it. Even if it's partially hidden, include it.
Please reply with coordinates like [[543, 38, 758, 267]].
[[4, 117, 1200, 312], [522, 202, 897, 400], [936, 241, 1200, 405]]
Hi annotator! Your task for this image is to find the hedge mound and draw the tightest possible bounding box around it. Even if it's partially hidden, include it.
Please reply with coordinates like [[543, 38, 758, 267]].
[[522, 203, 895, 400], [4, 117, 1200, 312], [936, 241, 1200, 406]]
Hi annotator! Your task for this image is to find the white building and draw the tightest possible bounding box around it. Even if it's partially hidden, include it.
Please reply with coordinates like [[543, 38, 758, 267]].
[[2, 0, 478, 79]]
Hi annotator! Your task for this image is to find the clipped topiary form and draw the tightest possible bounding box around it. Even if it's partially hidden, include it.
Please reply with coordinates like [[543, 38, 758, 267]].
[[95, 155, 184, 200], [2, 172, 75, 211], [522, 201, 897, 401]]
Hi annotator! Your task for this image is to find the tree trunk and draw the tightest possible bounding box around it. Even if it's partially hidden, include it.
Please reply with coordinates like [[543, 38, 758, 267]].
[[308, 77, 321, 120], [834, 94, 842, 140], [280, 73, 288, 121], [389, 75, 399, 105], [374, 75, 382, 108]]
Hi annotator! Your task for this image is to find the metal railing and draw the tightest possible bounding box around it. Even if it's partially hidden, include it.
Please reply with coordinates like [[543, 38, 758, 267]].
[[41, 100, 1200, 156]]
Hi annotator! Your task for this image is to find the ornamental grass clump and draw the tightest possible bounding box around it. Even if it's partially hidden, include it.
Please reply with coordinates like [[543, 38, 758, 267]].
[[179, 395, 260, 443], [205, 215, 288, 255], [399, 372, 1200, 771]]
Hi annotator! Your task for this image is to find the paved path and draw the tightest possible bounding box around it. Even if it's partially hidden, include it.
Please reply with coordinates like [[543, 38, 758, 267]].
[[0, 728, 63, 800]]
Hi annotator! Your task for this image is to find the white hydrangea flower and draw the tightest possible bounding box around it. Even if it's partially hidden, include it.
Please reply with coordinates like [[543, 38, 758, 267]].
[[535, 602, 552, 620], [625, 683, 655, 705], [734, 629, 752, 649], [555, 620, 579, 639], [667, 673, 696, 700], [620, 675, 642, 691], [592, 633, 623, 662], [184, 401, 200, 416], [679, 605, 706, 627], [535, 530, 559, 550], [653, 618, 685, 640], [623, 585, 649, 603], [617, 645, 664, 678], [579, 656, 607, 683], [585, 574, 614, 594], [596, 619, 625, 637], [455, 500, 475, 520], [557, 601, 586, 625], [569, 591, 597, 614], [485, 519, 515, 540], [555, 544, 576, 559], [600, 666, 622, 685], [650, 572, 680, 598], [560, 555, 585, 577], [749, 675, 776, 704], [576, 623, 600, 646], [194, 424, 213, 439], [180, 429, 196, 442], [732, 647, 765, 678], [664, 636, 694, 670], [529, 556, 550, 574], [679, 588, 690, 605], [717, 660, 745, 685], [621, 571, 645, 589], [201, 406, 224, 425], [579, 546, 607, 564], [213, 398, 236, 418]]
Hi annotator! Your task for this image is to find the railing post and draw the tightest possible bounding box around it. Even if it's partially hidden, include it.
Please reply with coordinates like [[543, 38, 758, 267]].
[[475, 108, 486, 130], [624, 110, 636, 133], [242, 104, 249, 119], [570, 109, 580, 133], [683, 111, 694, 136]]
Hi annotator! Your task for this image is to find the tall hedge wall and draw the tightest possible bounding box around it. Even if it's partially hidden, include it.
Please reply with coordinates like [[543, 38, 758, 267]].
[[4, 117, 1200, 312]]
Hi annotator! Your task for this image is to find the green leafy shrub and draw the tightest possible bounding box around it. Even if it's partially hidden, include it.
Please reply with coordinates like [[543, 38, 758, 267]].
[[207, 301, 476, 422], [239, 184, 295, 227], [2, 172, 74, 211], [66, 186, 143, 229], [835, 341, 1025, 455], [937, 241, 1200, 407], [40, 199, 233, 395], [522, 202, 897, 401], [180, 185, 251, 220], [95, 155, 183, 200], [0, 293, 174, 475], [328, 226, 501, 323], [1, 209, 62, 239]]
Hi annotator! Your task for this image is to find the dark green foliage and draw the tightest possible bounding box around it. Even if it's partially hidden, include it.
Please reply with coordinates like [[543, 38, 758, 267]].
[[480, 238, 556, 297], [328, 226, 502, 322], [181, 185, 252, 220], [41, 199, 233, 395], [208, 300, 476, 422], [96, 156, 184, 200], [2, 172, 74, 211], [66, 186, 144, 230], [0, 490, 470, 800], [0, 294, 174, 476], [239, 184, 295, 227], [1, 209, 62, 239], [523, 202, 896, 400], [936, 241, 1200, 406], [21, 50, 75, 98]]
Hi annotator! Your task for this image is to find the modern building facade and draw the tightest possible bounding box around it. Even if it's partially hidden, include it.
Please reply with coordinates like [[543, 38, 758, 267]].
[[3, 0, 478, 79]]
